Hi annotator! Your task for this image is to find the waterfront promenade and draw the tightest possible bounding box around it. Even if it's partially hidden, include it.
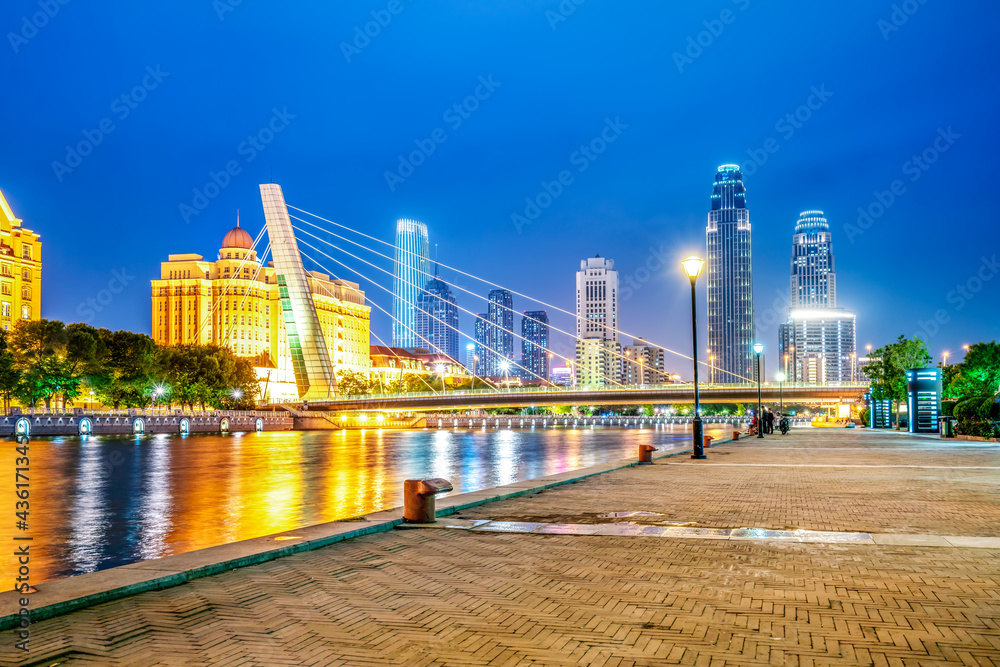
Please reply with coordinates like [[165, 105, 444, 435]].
[[4, 428, 999, 665]]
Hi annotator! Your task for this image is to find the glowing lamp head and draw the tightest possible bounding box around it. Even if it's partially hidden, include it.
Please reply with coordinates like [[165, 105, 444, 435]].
[[681, 256, 705, 280], [500, 360, 510, 372], [232, 389, 243, 400], [435, 364, 445, 375], [753, 342, 764, 355], [466, 343, 475, 351], [775, 372, 785, 382]]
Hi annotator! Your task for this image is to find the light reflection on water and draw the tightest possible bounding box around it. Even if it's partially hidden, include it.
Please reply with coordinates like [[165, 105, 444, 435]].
[[1, 425, 717, 586]]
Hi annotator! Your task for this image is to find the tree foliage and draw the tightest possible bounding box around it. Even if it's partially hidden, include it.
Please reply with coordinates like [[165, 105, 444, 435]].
[[865, 335, 932, 404]]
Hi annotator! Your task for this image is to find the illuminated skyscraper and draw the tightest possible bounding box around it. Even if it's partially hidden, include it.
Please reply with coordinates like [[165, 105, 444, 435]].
[[706, 165, 754, 383], [415, 264, 460, 361], [790, 211, 836, 308], [392, 219, 430, 348], [521, 310, 549, 382], [779, 210, 856, 383], [575, 255, 620, 386], [476, 289, 514, 376]]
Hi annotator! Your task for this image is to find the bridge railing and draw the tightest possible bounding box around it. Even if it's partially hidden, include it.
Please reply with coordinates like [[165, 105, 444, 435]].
[[291, 381, 871, 404]]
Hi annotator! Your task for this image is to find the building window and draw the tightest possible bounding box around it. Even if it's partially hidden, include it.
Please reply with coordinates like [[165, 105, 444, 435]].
[[21, 287, 30, 301], [0, 283, 9, 296], [1, 302, 9, 318], [21, 269, 30, 282], [20, 305, 30, 320]]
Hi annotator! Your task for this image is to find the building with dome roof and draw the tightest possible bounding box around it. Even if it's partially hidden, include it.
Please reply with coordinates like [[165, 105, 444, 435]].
[[150, 219, 371, 402]]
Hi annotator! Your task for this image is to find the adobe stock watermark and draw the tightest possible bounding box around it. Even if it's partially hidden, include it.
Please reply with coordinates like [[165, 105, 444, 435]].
[[754, 288, 793, 336], [546, 0, 586, 30], [842, 126, 959, 244], [878, 0, 929, 40], [384, 76, 501, 192], [913, 255, 998, 341], [51, 66, 169, 183], [672, 0, 751, 73], [7, 0, 71, 54], [619, 245, 671, 302], [76, 268, 135, 323], [179, 107, 296, 223], [742, 85, 834, 176], [510, 116, 628, 234], [213, 0, 243, 21], [340, 0, 413, 63]]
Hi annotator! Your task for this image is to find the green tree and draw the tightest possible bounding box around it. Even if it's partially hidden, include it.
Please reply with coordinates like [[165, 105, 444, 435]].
[[337, 369, 371, 396], [0, 331, 21, 410], [866, 335, 932, 428], [951, 341, 1000, 399]]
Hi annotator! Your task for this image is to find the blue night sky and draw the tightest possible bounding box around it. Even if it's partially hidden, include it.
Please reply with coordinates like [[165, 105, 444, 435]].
[[3, 0, 998, 372]]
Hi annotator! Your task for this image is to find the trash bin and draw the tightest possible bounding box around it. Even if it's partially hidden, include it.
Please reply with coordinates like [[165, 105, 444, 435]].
[[938, 416, 955, 438]]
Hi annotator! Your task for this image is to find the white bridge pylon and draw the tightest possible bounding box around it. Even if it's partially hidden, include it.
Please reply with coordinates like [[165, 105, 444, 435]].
[[260, 183, 337, 400]]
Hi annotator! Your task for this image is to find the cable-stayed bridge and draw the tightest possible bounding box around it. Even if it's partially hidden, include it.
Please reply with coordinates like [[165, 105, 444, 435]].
[[250, 183, 869, 409]]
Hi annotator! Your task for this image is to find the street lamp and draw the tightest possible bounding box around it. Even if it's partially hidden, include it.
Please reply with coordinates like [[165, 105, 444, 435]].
[[753, 342, 764, 438], [435, 363, 446, 392], [500, 360, 510, 390], [232, 388, 243, 403], [681, 256, 706, 460], [775, 372, 785, 411], [942, 351, 950, 366]]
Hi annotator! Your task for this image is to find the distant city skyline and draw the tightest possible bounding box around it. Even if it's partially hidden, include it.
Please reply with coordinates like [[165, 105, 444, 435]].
[[4, 3, 997, 371]]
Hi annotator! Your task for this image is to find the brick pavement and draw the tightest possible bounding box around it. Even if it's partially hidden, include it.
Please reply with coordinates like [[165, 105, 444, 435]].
[[3, 428, 999, 666]]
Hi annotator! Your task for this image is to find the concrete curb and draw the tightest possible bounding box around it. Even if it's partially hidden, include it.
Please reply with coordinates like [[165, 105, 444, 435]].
[[0, 435, 730, 630]]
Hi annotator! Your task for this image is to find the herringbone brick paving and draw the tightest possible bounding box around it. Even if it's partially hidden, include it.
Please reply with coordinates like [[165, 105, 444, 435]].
[[4, 429, 999, 665]]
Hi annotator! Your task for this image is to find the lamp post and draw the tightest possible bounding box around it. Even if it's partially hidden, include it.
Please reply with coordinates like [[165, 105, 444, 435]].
[[472, 354, 479, 389], [775, 372, 785, 411], [753, 342, 764, 438], [708, 351, 714, 384], [682, 256, 706, 460], [435, 363, 446, 392], [500, 360, 510, 390], [942, 351, 950, 367]]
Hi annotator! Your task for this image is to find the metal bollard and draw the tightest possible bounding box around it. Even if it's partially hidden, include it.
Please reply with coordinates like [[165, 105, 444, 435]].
[[732, 430, 740, 441], [403, 478, 454, 523], [704, 435, 714, 449], [638, 444, 657, 464]]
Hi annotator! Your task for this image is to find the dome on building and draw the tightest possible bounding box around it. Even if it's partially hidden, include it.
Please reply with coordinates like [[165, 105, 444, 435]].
[[222, 224, 253, 249]]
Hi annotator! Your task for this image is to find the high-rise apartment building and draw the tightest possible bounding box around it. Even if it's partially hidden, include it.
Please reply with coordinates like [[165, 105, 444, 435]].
[[391, 218, 430, 348], [777, 211, 857, 383], [475, 289, 514, 376], [521, 310, 549, 382], [415, 265, 459, 361], [623, 338, 667, 385], [151, 222, 371, 402], [706, 165, 754, 383], [790, 211, 836, 308], [778, 309, 856, 383], [575, 255, 620, 386]]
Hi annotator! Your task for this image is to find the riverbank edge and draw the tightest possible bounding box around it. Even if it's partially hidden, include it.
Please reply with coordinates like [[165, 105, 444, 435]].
[[0, 437, 732, 630]]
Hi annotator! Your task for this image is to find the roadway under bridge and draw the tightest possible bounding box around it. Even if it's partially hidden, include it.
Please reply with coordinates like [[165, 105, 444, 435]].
[[291, 383, 869, 413]]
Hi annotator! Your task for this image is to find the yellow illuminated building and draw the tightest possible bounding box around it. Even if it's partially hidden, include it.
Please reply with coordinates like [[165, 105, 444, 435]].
[[151, 223, 371, 401], [0, 189, 42, 330]]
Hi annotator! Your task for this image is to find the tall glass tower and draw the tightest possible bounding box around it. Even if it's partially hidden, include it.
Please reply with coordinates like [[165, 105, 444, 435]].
[[706, 165, 754, 383], [392, 218, 430, 348], [789, 210, 836, 308], [521, 310, 550, 382], [415, 264, 460, 361]]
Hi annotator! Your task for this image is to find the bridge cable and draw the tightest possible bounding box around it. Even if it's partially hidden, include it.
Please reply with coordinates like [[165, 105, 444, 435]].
[[292, 214, 664, 386], [287, 204, 754, 384], [293, 228, 623, 388]]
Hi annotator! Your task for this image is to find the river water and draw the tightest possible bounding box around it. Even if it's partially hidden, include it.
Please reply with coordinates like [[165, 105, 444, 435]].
[[2, 424, 723, 586]]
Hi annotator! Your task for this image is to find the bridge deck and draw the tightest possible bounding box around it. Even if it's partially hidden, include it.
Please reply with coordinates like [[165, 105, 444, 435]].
[[297, 382, 870, 411]]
